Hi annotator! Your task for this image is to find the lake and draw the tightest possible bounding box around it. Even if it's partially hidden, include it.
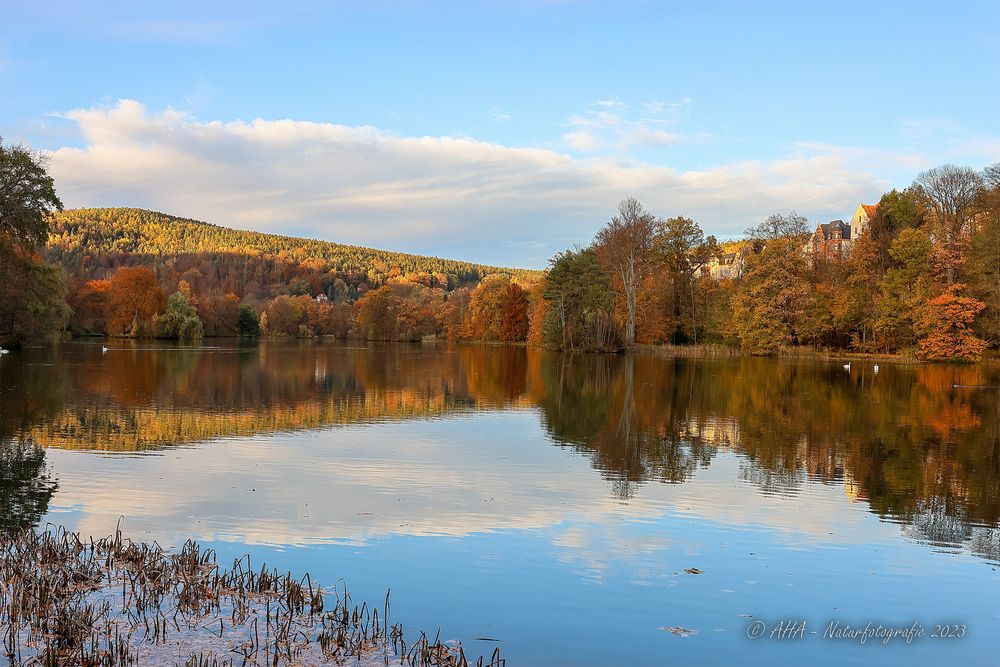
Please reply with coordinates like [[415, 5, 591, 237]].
[[1, 340, 998, 665]]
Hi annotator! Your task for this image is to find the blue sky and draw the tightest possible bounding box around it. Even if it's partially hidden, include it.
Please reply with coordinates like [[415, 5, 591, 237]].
[[2, 1, 998, 267]]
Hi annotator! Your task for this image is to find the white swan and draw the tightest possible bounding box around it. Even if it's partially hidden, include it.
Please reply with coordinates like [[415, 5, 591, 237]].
[[102, 345, 109, 354], [0, 348, 8, 355], [843, 362, 851, 371], [873, 364, 879, 373]]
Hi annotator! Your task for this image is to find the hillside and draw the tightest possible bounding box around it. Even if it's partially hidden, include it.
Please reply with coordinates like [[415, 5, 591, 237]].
[[44, 208, 531, 291]]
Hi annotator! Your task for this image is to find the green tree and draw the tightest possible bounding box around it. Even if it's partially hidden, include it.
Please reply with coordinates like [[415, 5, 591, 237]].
[[0, 138, 62, 250], [968, 164, 1000, 346], [0, 139, 68, 346], [876, 228, 934, 351], [656, 216, 717, 343], [866, 189, 927, 271], [542, 249, 619, 352], [237, 304, 260, 337], [156, 291, 204, 340], [0, 243, 70, 346]]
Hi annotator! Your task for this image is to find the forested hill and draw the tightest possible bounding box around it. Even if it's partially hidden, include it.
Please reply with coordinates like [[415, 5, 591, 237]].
[[44, 208, 531, 289]]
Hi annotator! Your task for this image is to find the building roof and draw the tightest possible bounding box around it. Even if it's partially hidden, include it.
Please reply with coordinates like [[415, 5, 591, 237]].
[[817, 219, 851, 240], [862, 204, 878, 218]]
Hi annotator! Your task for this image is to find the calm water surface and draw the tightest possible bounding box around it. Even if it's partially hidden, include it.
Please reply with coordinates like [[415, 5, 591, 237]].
[[1, 341, 998, 665]]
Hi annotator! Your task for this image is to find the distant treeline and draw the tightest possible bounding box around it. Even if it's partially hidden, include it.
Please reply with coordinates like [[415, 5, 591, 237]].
[[33, 207, 537, 342], [531, 162, 1000, 358], [2, 135, 998, 359], [60, 262, 533, 343]]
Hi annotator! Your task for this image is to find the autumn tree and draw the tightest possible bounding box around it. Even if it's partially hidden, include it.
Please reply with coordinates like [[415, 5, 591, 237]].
[[68, 279, 111, 335], [915, 285, 987, 360], [730, 238, 813, 354], [836, 233, 881, 350], [593, 198, 657, 347], [440, 287, 472, 340], [106, 267, 165, 337], [526, 278, 549, 348], [466, 275, 529, 341], [388, 282, 447, 341], [0, 244, 69, 346], [656, 216, 717, 343], [745, 211, 809, 242], [915, 165, 984, 284], [211, 293, 241, 336], [264, 295, 304, 336], [701, 277, 737, 344], [499, 281, 530, 341], [355, 286, 400, 340], [315, 302, 353, 338]]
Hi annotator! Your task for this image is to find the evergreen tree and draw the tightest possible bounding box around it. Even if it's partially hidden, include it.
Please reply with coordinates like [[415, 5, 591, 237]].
[[237, 304, 260, 337], [542, 249, 619, 352]]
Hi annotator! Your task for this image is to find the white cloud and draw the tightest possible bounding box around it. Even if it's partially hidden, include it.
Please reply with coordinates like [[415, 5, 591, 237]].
[[487, 107, 512, 123], [49, 99, 895, 267], [561, 98, 693, 153], [44, 412, 902, 553], [595, 97, 628, 110]]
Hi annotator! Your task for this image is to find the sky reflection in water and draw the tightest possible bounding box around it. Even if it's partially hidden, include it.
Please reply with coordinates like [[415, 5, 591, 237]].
[[1, 341, 998, 665]]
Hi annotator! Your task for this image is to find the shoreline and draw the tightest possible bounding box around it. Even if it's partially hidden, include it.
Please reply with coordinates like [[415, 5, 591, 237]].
[[631, 343, 924, 364], [631, 343, 1000, 365], [13, 335, 1000, 365], [0, 524, 502, 667]]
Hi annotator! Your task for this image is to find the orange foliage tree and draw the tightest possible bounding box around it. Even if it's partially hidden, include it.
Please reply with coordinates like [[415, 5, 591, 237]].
[[69, 279, 111, 334], [465, 275, 529, 342], [915, 284, 987, 359], [106, 267, 165, 337]]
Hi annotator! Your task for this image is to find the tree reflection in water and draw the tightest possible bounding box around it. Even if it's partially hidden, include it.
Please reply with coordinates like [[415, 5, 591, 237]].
[[0, 441, 57, 534], [0, 341, 996, 559]]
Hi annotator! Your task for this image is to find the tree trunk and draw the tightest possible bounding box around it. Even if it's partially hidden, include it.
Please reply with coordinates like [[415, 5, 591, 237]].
[[689, 276, 697, 345]]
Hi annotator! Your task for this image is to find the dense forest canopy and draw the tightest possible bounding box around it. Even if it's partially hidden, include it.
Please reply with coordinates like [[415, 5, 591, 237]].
[[46, 207, 534, 293], [40, 208, 541, 342]]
